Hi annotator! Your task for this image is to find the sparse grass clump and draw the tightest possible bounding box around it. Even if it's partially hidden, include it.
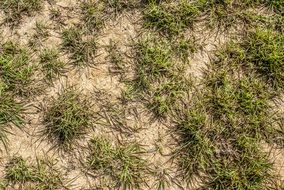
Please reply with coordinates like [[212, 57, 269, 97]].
[[39, 49, 66, 81], [103, 0, 139, 13], [204, 70, 276, 139], [3, 156, 66, 189], [61, 27, 97, 66], [197, 0, 252, 28], [0, 41, 36, 96], [0, 92, 23, 126], [0, 42, 31, 147], [173, 37, 197, 62], [33, 21, 49, 38], [264, 0, 284, 14], [28, 21, 50, 49], [240, 29, 284, 89], [106, 41, 126, 76], [133, 38, 174, 90], [241, 12, 284, 33], [5, 157, 33, 183], [143, 1, 200, 36], [0, 91, 23, 146], [81, 0, 105, 32], [144, 0, 283, 33], [96, 100, 141, 134], [87, 137, 147, 189], [174, 34, 284, 187], [215, 28, 284, 90], [0, 81, 22, 125], [175, 68, 282, 188], [130, 37, 192, 117], [148, 77, 190, 117], [197, 0, 283, 29], [0, 180, 7, 189], [0, 0, 43, 25], [205, 151, 275, 190], [133, 37, 183, 117], [43, 88, 93, 149], [174, 105, 215, 178]]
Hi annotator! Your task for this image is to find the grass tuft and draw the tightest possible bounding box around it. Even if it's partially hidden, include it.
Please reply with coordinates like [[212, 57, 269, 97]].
[[4, 156, 66, 189], [80, 0, 105, 32], [148, 77, 190, 117], [28, 21, 50, 49], [143, 1, 200, 36], [61, 27, 97, 66], [143, 0, 283, 33], [174, 40, 284, 188], [43, 88, 93, 150], [264, 0, 284, 14], [175, 72, 282, 188], [241, 29, 284, 89], [0, 41, 36, 96], [133, 37, 174, 90], [0, 91, 24, 147], [39, 49, 66, 81], [205, 153, 275, 190], [174, 104, 215, 179], [173, 37, 197, 62], [103, 0, 139, 13], [86, 137, 147, 189], [0, 0, 43, 25], [130, 37, 192, 118], [214, 28, 284, 90]]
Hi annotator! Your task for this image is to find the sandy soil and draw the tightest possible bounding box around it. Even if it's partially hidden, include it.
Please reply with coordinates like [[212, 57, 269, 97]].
[[0, 1, 283, 190]]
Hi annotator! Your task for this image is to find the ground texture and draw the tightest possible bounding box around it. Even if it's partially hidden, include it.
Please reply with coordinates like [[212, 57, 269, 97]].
[[0, 0, 283, 190]]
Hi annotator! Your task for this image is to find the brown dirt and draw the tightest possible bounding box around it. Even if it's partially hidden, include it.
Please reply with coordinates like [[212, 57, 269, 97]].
[[0, 1, 283, 190]]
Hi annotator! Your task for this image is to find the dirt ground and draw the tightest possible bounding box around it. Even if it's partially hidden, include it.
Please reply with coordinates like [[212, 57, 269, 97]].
[[0, 0, 283, 190]]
